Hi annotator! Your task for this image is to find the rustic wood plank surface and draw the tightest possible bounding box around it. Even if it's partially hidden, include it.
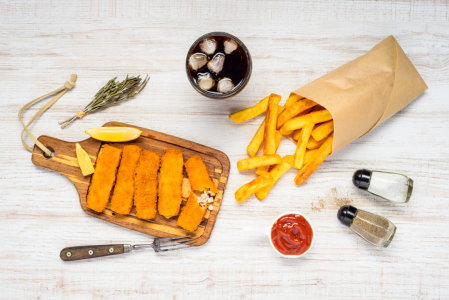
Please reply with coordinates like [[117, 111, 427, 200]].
[[1, 0, 448, 299]]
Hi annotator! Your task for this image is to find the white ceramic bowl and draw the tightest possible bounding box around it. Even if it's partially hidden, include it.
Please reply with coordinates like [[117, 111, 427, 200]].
[[269, 212, 315, 258], [244, 211, 315, 258]]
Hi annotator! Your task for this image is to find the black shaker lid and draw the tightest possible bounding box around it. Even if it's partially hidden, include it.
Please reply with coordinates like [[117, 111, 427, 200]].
[[337, 205, 358, 227], [352, 169, 372, 190]]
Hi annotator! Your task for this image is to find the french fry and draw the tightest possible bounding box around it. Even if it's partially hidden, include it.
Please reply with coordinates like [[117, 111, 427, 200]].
[[278, 106, 286, 116], [311, 105, 326, 111], [307, 135, 327, 149], [280, 109, 332, 134], [290, 108, 314, 138], [247, 123, 264, 157], [275, 130, 283, 149], [237, 154, 282, 171], [304, 149, 318, 165], [294, 123, 314, 169], [277, 99, 316, 129], [284, 93, 304, 108], [256, 155, 294, 200], [229, 96, 269, 123], [299, 107, 313, 116], [247, 106, 285, 157], [294, 134, 333, 186], [255, 165, 269, 176], [256, 131, 282, 175], [263, 94, 282, 155], [312, 120, 334, 141], [292, 129, 301, 140], [235, 173, 274, 203]]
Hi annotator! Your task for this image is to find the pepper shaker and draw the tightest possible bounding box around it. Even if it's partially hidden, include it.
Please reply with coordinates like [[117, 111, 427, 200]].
[[352, 169, 413, 203], [337, 205, 396, 248]]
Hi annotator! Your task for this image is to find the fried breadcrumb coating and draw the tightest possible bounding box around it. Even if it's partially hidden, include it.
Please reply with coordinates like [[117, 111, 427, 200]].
[[134, 150, 160, 219], [185, 155, 218, 193], [177, 192, 207, 232], [110, 145, 142, 215], [158, 149, 184, 218], [87, 145, 122, 213]]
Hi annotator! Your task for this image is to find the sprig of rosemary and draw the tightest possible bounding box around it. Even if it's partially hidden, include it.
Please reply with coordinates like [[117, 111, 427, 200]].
[[59, 75, 149, 128]]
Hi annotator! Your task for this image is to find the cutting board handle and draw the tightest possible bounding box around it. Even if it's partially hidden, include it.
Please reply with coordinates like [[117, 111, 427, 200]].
[[32, 135, 102, 187]]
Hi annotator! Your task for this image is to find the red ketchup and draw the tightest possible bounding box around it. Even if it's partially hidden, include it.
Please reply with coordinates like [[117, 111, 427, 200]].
[[271, 214, 313, 255]]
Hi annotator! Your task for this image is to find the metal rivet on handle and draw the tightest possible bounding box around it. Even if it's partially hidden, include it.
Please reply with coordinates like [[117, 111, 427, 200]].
[[109, 248, 114, 253], [66, 252, 72, 257], [88, 250, 93, 255]]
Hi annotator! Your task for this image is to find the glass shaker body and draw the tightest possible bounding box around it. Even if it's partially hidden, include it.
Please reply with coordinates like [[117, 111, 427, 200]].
[[337, 205, 396, 248], [353, 169, 413, 203], [350, 209, 396, 247]]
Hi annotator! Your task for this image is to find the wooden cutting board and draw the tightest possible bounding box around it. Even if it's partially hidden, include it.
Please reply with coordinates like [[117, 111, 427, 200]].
[[32, 121, 230, 246]]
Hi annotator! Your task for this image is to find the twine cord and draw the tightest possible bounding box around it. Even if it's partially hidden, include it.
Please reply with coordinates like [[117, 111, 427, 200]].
[[18, 74, 77, 156]]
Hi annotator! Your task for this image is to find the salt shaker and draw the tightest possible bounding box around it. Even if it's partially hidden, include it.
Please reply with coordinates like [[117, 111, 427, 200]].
[[337, 205, 396, 248], [352, 169, 413, 203]]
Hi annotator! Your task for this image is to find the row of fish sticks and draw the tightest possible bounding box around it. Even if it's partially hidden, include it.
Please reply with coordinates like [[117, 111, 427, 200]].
[[86, 144, 217, 232]]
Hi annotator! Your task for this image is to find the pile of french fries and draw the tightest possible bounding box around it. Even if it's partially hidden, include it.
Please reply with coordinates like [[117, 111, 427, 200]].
[[230, 93, 334, 203]]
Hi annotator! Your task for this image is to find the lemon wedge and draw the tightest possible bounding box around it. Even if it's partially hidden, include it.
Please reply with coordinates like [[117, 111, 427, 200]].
[[85, 127, 142, 142], [75, 143, 95, 176]]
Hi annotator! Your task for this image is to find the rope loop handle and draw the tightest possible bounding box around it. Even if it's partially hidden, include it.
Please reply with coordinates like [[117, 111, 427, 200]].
[[18, 74, 77, 156]]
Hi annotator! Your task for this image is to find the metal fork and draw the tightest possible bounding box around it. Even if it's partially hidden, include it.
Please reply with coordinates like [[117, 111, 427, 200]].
[[60, 236, 196, 261]]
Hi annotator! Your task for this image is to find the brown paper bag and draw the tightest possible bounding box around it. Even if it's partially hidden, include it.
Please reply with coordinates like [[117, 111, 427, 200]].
[[293, 35, 428, 153]]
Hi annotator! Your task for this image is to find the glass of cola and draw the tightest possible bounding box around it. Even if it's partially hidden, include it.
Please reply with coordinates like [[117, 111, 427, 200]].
[[186, 32, 252, 99]]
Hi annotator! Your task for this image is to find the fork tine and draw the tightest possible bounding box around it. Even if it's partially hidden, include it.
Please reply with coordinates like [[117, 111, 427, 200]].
[[178, 237, 199, 243], [158, 235, 192, 243], [160, 245, 192, 252], [160, 239, 197, 249], [160, 242, 196, 252]]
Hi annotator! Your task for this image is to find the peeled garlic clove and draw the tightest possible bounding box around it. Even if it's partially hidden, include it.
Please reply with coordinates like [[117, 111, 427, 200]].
[[182, 178, 192, 199]]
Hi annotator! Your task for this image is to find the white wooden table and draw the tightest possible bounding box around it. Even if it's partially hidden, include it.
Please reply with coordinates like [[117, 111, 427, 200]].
[[1, 1, 448, 299]]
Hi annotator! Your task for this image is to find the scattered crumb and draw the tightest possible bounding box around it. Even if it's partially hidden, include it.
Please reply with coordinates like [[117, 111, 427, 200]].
[[311, 198, 325, 212], [311, 188, 353, 212], [330, 187, 353, 208], [196, 190, 211, 208]]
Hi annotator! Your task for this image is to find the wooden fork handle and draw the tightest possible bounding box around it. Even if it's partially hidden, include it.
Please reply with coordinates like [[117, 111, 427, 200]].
[[60, 244, 125, 261]]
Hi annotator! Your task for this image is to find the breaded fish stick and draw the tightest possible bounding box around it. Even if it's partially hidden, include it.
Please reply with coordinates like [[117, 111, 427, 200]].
[[110, 145, 142, 215], [185, 155, 218, 194], [134, 150, 160, 219], [87, 145, 122, 213], [177, 192, 207, 232], [158, 149, 184, 218]]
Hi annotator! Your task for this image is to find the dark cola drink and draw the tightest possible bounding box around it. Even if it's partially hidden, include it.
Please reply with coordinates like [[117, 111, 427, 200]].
[[186, 33, 251, 98]]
